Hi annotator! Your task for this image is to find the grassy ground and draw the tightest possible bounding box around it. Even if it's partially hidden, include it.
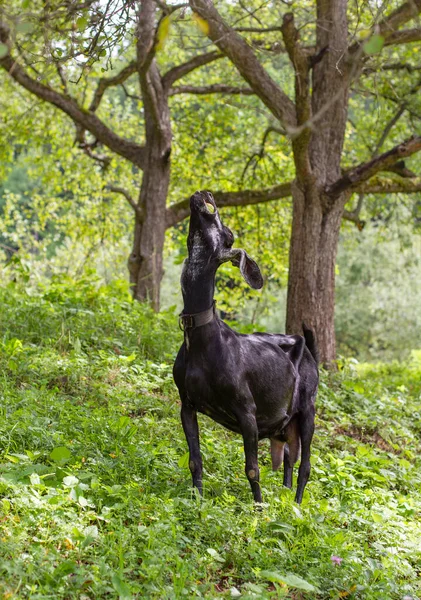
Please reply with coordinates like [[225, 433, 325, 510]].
[[0, 278, 420, 599]]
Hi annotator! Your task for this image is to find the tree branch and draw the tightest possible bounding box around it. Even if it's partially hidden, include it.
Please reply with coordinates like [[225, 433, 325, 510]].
[[349, 0, 421, 55], [106, 185, 143, 220], [189, 0, 296, 128], [169, 84, 254, 95], [357, 177, 421, 194], [383, 27, 421, 46], [162, 51, 223, 90], [372, 105, 407, 157], [241, 125, 286, 183], [0, 24, 146, 169], [376, 61, 421, 73], [166, 182, 292, 227], [327, 135, 421, 198], [343, 194, 365, 229], [378, 1, 421, 41], [235, 26, 283, 33], [281, 12, 311, 178], [76, 125, 112, 168], [89, 61, 137, 112]]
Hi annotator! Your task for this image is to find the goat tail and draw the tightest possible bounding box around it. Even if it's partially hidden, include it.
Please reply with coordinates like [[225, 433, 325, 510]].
[[302, 323, 319, 365]]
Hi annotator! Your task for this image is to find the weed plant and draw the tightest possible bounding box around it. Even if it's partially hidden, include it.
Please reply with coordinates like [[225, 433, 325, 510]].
[[0, 277, 420, 599]]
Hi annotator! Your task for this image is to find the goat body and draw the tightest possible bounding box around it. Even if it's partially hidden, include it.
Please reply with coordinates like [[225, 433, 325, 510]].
[[173, 191, 318, 503]]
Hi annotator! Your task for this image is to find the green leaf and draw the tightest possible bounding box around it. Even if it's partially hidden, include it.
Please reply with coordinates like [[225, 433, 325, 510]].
[[49, 446, 72, 464], [259, 571, 317, 592], [4, 454, 19, 463], [363, 34, 384, 55], [178, 451, 190, 468], [63, 475, 79, 487], [76, 16, 89, 31], [30, 473, 41, 485], [207, 548, 225, 563], [16, 21, 35, 34], [0, 43, 8, 58], [111, 573, 132, 599]]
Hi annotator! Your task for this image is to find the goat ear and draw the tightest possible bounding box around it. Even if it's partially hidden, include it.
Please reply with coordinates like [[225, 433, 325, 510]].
[[231, 249, 263, 289]]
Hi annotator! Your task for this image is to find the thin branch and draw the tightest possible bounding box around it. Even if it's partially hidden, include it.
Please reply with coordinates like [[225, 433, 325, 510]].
[[106, 185, 143, 220], [0, 23, 146, 169], [372, 105, 407, 157], [376, 61, 421, 73], [281, 12, 311, 178], [89, 61, 137, 112], [349, 0, 421, 55], [121, 83, 142, 102], [189, 0, 296, 128], [169, 84, 254, 95], [162, 51, 223, 89], [241, 125, 286, 184], [327, 135, 421, 198], [153, 1, 188, 15], [235, 26, 283, 33], [166, 182, 293, 227], [343, 194, 365, 229]]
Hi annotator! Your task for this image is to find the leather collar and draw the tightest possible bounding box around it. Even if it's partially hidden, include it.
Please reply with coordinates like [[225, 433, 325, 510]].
[[179, 301, 216, 331]]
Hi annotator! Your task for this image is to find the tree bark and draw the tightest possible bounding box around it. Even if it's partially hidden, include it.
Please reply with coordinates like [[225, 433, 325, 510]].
[[129, 53, 172, 310], [286, 184, 349, 365]]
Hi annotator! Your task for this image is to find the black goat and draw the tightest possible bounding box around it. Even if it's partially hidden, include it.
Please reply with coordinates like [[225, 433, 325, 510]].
[[173, 191, 318, 503]]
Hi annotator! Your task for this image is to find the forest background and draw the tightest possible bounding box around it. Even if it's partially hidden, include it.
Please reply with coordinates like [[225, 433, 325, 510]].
[[0, 0, 421, 364]]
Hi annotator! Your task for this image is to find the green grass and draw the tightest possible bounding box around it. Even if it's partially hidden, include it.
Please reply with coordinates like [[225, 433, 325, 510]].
[[0, 278, 420, 599]]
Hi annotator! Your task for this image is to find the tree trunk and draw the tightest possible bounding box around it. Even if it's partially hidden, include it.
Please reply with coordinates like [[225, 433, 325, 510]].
[[128, 150, 170, 310], [286, 183, 349, 365], [286, 0, 350, 365], [129, 56, 171, 311]]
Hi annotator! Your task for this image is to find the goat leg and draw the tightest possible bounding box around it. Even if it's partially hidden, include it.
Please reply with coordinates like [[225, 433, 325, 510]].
[[283, 418, 301, 489], [181, 405, 203, 495], [238, 412, 262, 503], [283, 445, 293, 488], [295, 406, 315, 504]]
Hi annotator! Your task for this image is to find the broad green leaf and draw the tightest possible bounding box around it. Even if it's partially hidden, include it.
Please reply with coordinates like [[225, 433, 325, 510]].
[[50, 446, 72, 464], [76, 16, 89, 31], [207, 548, 225, 563], [0, 43, 8, 58], [259, 571, 317, 592], [178, 451, 190, 468], [111, 573, 132, 599], [63, 475, 79, 487], [4, 454, 19, 463], [363, 35, 384, 55], [30, 473, 41, 485]]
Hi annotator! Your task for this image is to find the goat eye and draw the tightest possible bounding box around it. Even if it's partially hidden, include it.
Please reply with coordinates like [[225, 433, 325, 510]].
[[204, 202, 216, 214]]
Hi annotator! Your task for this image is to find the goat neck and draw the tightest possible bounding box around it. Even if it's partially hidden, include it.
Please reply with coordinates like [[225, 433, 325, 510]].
[[180, 257, 217, 316]]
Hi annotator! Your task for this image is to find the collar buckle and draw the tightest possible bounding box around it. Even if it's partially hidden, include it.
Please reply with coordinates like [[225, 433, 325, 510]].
[[179, 301, 216, 332]]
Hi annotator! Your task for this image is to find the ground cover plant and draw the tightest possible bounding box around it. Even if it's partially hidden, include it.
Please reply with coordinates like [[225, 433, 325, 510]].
[[0, 279, 420, 599]]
